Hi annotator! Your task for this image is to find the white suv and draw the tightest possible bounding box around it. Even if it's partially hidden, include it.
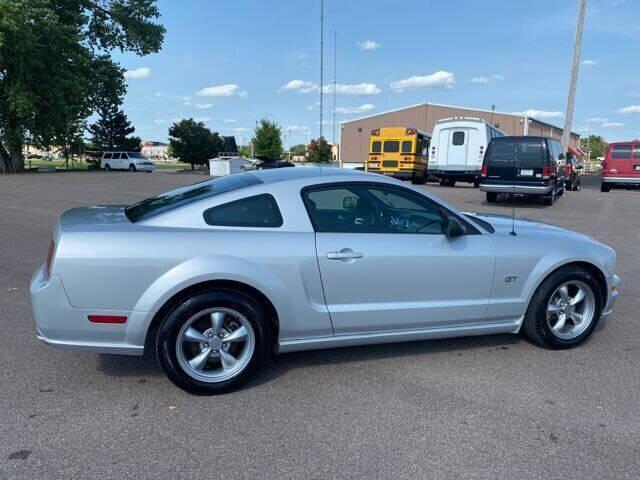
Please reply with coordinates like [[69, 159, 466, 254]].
[[101, 151, 155, 172]]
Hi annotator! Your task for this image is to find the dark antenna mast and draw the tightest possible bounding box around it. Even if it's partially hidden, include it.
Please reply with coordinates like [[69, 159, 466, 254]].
[[332, 30, 337, 146]]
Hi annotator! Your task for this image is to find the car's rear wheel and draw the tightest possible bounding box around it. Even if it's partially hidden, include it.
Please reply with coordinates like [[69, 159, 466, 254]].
[[486, 192, 498, 203], [601, 183, 611, 192], [156, 290, 272, 394], [104, 164, 111, 171], [543, 188, 556, 206], [522, 265, 603, 348], [574, 181, 581, 191], [411, 171, 426, 185], [129, 164, 137, 172]]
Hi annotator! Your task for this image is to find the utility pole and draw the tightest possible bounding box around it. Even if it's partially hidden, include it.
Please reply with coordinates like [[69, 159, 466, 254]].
[[332, 30, 337, 147], [561, 0, 587, 155], [319, 0, 324, 140]]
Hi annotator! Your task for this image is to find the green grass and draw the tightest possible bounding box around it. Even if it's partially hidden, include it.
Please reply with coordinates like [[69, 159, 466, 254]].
[[25, 158, 190, 171]]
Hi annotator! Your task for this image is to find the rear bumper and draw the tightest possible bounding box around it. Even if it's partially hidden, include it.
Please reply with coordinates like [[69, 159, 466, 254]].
[[30, 265, 144, 355], [429, 169, 480, 177], [368, 170, 414, 180], [479, 183, 553, 195], [602, 176, 640, 184], [603, 275, 620, 316]]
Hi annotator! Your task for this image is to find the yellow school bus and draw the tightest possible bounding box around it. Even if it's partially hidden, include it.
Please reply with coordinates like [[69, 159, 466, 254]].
[[366, 127, 432, 184]]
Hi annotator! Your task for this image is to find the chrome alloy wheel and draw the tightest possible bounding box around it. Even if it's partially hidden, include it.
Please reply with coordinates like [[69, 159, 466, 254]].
[[546, 280, 596, 340], [176, 307, 255, 383]]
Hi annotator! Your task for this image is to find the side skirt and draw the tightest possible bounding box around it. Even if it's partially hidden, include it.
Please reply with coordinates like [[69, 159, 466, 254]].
[[277, 318, 523, 354]]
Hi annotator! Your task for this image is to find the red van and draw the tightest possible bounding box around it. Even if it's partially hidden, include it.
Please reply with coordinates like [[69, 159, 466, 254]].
[[601, 142, 640, 192]]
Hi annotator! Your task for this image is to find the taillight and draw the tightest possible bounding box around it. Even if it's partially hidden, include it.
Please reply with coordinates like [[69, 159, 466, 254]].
[[542, 167, 552, 179], [566, 164, 573, 175], [371, 129, 380, 136], [403, 156, 411, 161], [481, 165, 487, 177], [43, 239, 55, 281], [479, 145, 484, 155], [405, 128, 416, 135]]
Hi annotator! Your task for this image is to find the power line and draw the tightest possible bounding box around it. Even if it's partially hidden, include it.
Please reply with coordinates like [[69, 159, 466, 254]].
[[319, 0, 324, 140]]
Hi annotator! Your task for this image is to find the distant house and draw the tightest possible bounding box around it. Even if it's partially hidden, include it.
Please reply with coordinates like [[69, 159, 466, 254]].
[[141, 141, 169, 160]]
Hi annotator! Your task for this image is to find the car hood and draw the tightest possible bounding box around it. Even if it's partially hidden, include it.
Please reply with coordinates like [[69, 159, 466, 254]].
[[466, 212, 593, 241], [60, 205, 130, 228]]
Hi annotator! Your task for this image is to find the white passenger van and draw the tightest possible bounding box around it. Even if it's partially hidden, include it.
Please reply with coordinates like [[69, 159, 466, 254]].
[[428, 117, 504, 187], [101, 151, 155, 172]]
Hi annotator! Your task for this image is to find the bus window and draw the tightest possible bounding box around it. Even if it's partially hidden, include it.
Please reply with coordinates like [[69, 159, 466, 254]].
[[452, 131, 465, 145], [371, 141, 381, 153], [384, 141, 400, 153], [401, 140, 413, 153]]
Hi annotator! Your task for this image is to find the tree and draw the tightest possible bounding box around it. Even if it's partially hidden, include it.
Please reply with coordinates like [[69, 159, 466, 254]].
[[238, 145, 252, 158], [252, 118, 283, 161], [580, 135, 608, 160], [290, 144, 307, 157], [88, 107, 139, 151], [0, 0, 164, 173], [168, 119, 223, 170], [307, 137, 333, 163]]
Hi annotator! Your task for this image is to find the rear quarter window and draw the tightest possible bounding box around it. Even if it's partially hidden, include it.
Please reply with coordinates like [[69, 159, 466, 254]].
[[203, 194, 283, 228]]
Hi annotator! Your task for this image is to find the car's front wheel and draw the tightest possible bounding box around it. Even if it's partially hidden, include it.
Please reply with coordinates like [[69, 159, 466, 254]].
[[156, 290, 272, 394], [522, 265, 603, 348]]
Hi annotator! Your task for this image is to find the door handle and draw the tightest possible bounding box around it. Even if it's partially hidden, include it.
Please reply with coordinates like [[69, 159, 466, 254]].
[[326, 249, 364, 261]]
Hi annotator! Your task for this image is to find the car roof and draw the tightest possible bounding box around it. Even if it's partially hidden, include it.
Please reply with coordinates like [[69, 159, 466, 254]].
[[491, 136, 549, 141], [246, 166, 372, 184]]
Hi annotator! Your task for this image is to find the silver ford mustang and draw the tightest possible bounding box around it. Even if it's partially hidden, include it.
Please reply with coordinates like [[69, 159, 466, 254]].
[[30, 168, 620, 394]]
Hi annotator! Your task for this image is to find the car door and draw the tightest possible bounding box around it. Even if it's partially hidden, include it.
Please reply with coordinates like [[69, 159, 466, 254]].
[[302, 182, 495, 335]]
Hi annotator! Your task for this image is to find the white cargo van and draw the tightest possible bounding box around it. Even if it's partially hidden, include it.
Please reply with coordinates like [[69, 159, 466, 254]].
[[428, 117, 504, 187]]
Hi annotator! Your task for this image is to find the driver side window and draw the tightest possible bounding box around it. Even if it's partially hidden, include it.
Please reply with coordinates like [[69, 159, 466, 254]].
[[303, 184, 445, 234]]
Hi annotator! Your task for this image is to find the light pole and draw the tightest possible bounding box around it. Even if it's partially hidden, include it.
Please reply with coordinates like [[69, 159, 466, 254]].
[[561, 0, 587, 154], [319, 0, 324, 140]]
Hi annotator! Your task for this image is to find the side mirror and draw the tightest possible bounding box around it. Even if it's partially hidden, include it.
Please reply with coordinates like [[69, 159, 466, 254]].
[[343, 196, 358, 211], [445, 216, 466, 238]]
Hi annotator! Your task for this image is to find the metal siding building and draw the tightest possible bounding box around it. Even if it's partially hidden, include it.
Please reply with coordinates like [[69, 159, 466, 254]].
[[340, 103, 580, 166]]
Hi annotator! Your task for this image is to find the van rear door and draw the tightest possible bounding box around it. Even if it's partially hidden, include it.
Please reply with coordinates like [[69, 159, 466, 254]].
[[605, 144, 639, 179], [445, 128, 469, 170], [514, 138, 547, 186], [485, 138, 516, 183]]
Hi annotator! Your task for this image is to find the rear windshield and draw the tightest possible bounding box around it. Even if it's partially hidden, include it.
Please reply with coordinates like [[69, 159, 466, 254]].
[[124, 174, 263, 222], [610, 145, 631, 159], [383, 141, 400, 153], [485, 138, 546, 167]]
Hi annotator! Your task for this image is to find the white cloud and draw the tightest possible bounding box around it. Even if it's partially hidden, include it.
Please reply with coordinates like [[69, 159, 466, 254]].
[[586, 117, 609, 123], [390, 71, 455, 91], [153, 119, 168, 125], [124, 67, 151, 79], [602, 121, 624, 127], [224, 118, 236, 123], [512, 109, 564, 120], [617, 105, 640, 114], [155, 92, 191, 102], [197, 84, 247, 98], [194, 116, 211, 123], [194, 103, 213, 109], [285, 125, 311, 134], [471, 74, 504, 84], [357, 40, 380, 51], [334, 104, 375, 115], [280, 79, 318, 93], [322, 83, 381, 96], [581, 59, 597, 66]]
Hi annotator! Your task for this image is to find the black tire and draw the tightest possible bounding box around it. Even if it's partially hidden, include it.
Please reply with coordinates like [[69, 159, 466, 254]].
[[411, 172, 426, 185], [574, 181, 581, 191], [601, 183, 611, 192], [486, 192, 498, 203], [521, 265, 603, 349], [129, 164, 137, 172], [543, 188, 556, 206], [156, 290, 273, 394], [473, 177, 481, 188], [104, 163, 111, 171]]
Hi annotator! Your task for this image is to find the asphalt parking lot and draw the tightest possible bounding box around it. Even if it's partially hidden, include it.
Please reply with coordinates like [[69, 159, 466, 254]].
[[1, 171, 639, 479]]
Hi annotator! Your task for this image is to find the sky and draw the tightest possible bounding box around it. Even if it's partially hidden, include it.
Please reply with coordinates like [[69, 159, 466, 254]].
[[115, 0, 640, 147]]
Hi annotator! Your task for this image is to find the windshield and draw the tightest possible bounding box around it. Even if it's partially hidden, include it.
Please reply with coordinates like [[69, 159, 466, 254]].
[[127, 152, 146, 159], [124, 174, 263, 222]]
